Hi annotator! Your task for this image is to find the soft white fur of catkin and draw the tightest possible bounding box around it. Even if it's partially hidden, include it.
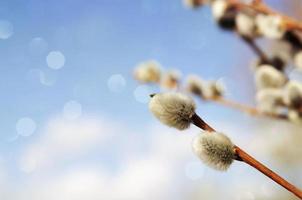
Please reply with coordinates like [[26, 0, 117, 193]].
[[212, 0, 227, 20], [288, 109, 302, 124], [255, 14, 285, 39], [134, 60, 161, 83], [255, 65, 286, 89], [294, 51, 302, 70], [283, 80, 302, 107], [186, 75, 206, 96], [149, 92, 196, 130], [236, 12, 256, 37], [256, 88, 283, 114], [183, 0, 204, 8], [192, 131, 235, 171]]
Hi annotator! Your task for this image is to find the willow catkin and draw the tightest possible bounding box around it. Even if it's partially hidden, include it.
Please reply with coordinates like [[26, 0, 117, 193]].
[[256, 88, 284, 114], [255, 14, 286, 39], [283, 80, 302, 108], [255, 65, 286, 90], [149, 92, 196, 130], [134, 60, 161, 83], [192, 131, 235, 171]]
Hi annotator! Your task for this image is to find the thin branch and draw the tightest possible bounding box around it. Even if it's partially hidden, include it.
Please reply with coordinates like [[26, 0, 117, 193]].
[[251, 0, 262, 5], [204, 96, 288, 120], [150, 81, 288, 121], [240, 36, 270, 63], [229, 0, 302, 32], [191, 113, 302, 199], [208, 96, 259, 116]]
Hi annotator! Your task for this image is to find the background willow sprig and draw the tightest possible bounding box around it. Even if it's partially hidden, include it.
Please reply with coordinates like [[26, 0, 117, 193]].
[[133, 61, 297, 122]]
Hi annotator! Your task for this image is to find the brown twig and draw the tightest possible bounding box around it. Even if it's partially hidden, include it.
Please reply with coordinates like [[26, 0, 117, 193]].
[[240, 36, 270, 63], [153, 80, 288, 121], [191, 113, 302, 199], [208, 96, 260, 116], [251, 0, 262, 5], [202, 95, 288, 120], [229, 0, 302, 32]]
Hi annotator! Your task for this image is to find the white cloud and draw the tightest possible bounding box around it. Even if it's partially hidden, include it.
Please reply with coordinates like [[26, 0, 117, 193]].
[[13, 117, 206, 200], [0, 159, 11, 200], [113, 158, 175, 199], [19, 116, 115, 172], [14, 116, 297, 200], [32, 168, 109, 200]]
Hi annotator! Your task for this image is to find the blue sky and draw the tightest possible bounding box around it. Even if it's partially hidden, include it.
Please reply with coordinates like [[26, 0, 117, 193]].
[[0, 0, 257, 142]]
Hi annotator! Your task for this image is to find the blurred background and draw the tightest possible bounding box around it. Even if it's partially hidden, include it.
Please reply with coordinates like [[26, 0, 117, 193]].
[[0, 0, 302, 199]]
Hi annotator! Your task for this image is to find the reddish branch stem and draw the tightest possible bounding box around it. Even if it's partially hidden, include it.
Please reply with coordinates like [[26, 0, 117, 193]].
[[204, 96, 287, 120], [191, 113, 302, 199], [239, 36, 270, 63], [208, 96, 259, 116], [229, 0, 302, 32]]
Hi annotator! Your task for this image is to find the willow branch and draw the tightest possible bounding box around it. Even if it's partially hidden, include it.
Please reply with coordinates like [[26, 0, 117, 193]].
[[251, 0, 262, 4], [191, 113, 302, 199], [229, 0, 302, 32], [204, 96, 288, 120], [240, 36, 270, 63]]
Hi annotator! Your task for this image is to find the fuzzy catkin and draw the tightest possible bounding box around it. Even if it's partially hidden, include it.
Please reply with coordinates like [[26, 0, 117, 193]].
[[186, 75, 224, 98], [149, 92, 196, 130], [256, 88, 284, 114], [192, 131, 235, 171], [160, 70, 182, 89], [294, 51, 302, 70], [186, 75, 205, 97], [255, 14, 285, 39], [283, 80, 302, 108], [203, 80, 224, 98], [183, 0, 204, 8], [288, 109, 302, 124], [236, 12, 256, 37], [134, 60, 161, 83], [211, 0, 227, 21], [255, 65, 286, 89]]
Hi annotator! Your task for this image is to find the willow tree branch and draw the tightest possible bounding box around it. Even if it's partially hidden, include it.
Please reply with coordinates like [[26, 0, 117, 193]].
[[191, 113, 302, 199], [229, 0, 302, 32], [240, 36, 270, 63], [205, 96, 288, 120], [251, 0, 262, 4]]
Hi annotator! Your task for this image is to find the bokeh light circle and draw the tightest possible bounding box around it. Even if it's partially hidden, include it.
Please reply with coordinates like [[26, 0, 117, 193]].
[[107, 74, 126, 93], [26, 69, 42, 82], [46, 51, 65, 69], [39, 71, 57, 86], [28, 37, 48, 55], [26, 69, 57, 86], [63, 100, 82, 120], [16, 117, 37, 137], [0, 20, 13, 39]]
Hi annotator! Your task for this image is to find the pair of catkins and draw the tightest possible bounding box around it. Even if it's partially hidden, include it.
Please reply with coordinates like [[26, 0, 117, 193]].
[[149, 92, 236, 171], [148, 92, 302, 198], [255, 65, 302, 122]]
